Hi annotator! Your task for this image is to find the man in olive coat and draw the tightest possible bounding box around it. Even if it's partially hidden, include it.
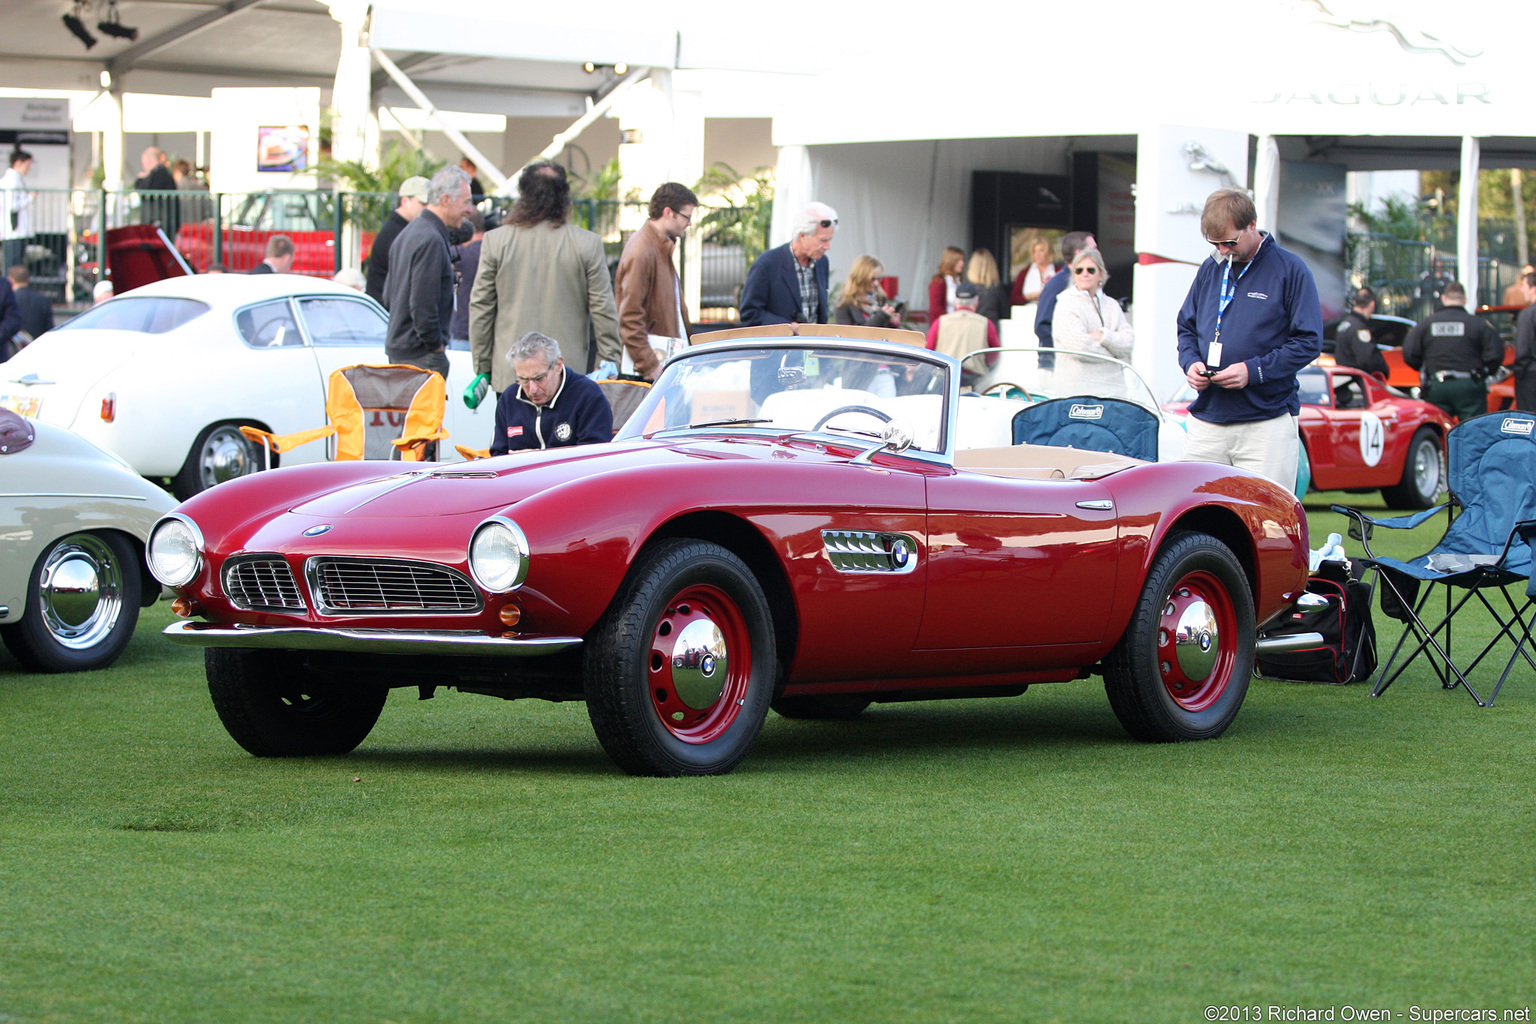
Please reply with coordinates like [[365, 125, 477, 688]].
[[469, 161, 620, 394]]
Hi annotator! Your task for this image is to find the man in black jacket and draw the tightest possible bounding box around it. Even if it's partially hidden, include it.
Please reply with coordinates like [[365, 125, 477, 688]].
[[6, 265, 52, 348], [382, 167, 473, 380], [365, 176, 429, 305], [1514, 270, 1536, 412], [1403, 281, 1504, 421], [1333, 286, 1388, 378]]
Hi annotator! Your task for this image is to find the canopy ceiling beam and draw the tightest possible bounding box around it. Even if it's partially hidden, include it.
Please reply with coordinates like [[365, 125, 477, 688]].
[[107, 0, 271, 77], [371, 46, 508, 190]]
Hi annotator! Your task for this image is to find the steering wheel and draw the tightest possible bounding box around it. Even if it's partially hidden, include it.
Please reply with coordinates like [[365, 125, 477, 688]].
[[813, 405, 893, 431], [983, 381, 1028, 398]]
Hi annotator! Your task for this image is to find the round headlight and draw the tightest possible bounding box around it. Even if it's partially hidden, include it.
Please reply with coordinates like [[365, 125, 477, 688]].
[[147, 514, 204, 588], [469, 517, 528, 593]]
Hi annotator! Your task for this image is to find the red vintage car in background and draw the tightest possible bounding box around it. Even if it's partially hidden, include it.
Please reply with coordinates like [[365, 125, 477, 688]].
[[1166, 362, 1453, 508], [150, 329, 1311, 776], [173, 191, 372, 275]]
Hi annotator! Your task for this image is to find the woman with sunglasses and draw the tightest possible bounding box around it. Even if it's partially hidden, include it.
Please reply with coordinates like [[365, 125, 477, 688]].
[[833, 254, 903, 329], [1052, 248, 1134, 398]]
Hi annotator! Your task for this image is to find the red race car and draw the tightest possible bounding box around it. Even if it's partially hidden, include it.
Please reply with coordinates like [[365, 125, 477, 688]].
[[149, 329, 1310, 776], [1168, 363, 1452, 509], [1294, 363, 1453, 508]]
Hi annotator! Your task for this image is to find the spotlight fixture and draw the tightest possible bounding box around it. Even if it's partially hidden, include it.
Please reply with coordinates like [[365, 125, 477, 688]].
[[613, 62, 628, 75], [581, 61, 630, 76], [97, 1, 139, 41], [63, 5, 97, 49], [582, 61, 596, 73]]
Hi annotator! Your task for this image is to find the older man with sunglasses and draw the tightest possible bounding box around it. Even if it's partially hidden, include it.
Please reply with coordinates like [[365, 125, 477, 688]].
[[739, 202, 838, 327], [1176, 188, 1322, 490]]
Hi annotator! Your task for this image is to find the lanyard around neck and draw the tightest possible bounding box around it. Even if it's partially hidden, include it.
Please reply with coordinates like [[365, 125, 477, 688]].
[[1213, 234, 1265, 355]]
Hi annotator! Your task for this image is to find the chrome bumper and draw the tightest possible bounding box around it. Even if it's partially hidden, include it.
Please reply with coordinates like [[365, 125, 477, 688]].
[[1254, 631, 1325, 655], [163, 620, 582, 657]]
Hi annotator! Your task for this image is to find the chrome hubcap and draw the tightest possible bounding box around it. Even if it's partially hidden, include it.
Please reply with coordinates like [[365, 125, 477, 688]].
[[1170, 592, 1220, 681], [669, 616, 729, 709], [39, 535, 123, 650], [201, 428, 253, 486]]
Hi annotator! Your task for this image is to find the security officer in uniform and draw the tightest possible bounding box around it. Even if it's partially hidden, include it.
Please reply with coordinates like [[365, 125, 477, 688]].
[[1402, 281, 1504, 421], [1333, 286, 1388, 378]]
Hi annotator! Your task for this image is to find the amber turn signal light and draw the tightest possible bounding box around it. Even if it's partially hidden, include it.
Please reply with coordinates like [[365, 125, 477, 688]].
[[171, 596, 196, 617], [498, 604, 521, 627]]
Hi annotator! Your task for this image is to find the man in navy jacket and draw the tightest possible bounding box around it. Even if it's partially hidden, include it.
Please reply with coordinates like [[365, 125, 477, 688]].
[[490, 331, 612, 454], [1177, 188, 1322, 490], [739, 202, 837, 326]]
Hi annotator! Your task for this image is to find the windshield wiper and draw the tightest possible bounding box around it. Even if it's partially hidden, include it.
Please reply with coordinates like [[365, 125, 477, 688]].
[[684, 417, 775, 429]]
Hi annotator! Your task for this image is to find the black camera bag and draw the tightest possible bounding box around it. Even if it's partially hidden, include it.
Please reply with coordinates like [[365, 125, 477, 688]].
[[1256, 559, 1377, 684]]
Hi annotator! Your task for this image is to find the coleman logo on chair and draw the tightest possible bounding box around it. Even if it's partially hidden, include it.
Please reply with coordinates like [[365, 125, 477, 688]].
[[1069, 404, 1105, 420], [1501, 418, 1534, 436]]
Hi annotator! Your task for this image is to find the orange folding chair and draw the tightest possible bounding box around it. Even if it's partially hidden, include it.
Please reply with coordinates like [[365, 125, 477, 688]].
[[242, 363, 449, 465]]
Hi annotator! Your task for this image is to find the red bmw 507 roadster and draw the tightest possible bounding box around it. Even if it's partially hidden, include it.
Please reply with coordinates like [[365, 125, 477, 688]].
[[151, 330, 1311, 775]]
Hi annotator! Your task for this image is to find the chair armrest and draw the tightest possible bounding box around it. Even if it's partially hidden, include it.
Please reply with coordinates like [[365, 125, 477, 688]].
[[239, 424, 336, 454], [1331, 501, 1446, 534], [392, 427, 450, 452]]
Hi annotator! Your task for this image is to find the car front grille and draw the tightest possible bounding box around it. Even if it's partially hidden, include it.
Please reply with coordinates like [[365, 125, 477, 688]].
[[223, 556, 306, 612], [307, 558, 481, 614]]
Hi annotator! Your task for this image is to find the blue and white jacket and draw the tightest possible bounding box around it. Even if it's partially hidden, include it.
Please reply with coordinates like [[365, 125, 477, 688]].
[[1176, 232, 1323, 423]]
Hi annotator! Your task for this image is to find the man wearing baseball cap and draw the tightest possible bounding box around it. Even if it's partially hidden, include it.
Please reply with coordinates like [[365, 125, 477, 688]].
[[366, 175, 429, 306]]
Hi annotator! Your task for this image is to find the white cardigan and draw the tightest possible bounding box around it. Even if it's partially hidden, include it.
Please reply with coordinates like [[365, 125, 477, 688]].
[[1052, 285, 1136, 398]]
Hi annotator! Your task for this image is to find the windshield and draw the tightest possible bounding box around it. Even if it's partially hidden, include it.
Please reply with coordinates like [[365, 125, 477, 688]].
[[957, 347, 1163, 415], [616, 343, 952, 455], [58, 297, 210, 334]]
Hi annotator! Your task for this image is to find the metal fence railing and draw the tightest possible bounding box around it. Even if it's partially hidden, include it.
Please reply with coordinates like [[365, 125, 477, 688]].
[[0, 188, 767, 318], [1345, 232, 1509, 319]]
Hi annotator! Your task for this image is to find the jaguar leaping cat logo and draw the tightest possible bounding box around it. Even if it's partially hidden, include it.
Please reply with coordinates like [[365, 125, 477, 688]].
[[1297, 0, 1483, 66]]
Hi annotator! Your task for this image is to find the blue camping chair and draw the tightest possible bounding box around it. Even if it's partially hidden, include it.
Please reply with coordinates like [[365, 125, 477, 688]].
[[1332, 411, 1536, 706], [1012, 396, 1159, 462]]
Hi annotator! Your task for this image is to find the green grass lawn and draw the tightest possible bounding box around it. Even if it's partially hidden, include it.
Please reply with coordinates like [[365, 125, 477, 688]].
[[2, 492, 1532, 1023]]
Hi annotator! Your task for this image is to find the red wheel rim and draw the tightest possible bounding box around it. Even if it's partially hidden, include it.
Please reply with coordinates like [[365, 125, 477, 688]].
[[648, 584, 752, 743], [1154, 569, 1236, 712]]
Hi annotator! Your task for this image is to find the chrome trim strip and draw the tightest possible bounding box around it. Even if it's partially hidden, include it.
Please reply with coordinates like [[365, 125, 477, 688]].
[[0, 605, 8, 617], [1254, 632, 1326, 655], [1076, 499, 1115, 510], [163, 620, 581, 656], [0, 493, 152, 501]]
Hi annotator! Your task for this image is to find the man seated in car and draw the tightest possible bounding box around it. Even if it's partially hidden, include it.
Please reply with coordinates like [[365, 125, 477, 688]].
[[490, 331, 612, 454]]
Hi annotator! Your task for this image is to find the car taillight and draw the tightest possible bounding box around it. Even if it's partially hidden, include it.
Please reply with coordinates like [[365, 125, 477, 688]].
[[100, 393, 116, 422]]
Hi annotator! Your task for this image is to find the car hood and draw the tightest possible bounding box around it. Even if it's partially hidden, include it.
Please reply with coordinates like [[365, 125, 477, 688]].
[[280, 433, 849, 521], [1, 331, 144, 430]]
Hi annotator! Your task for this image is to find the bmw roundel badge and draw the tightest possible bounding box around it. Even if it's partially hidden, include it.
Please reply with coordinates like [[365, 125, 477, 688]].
[[303, 524, 333, 537]]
